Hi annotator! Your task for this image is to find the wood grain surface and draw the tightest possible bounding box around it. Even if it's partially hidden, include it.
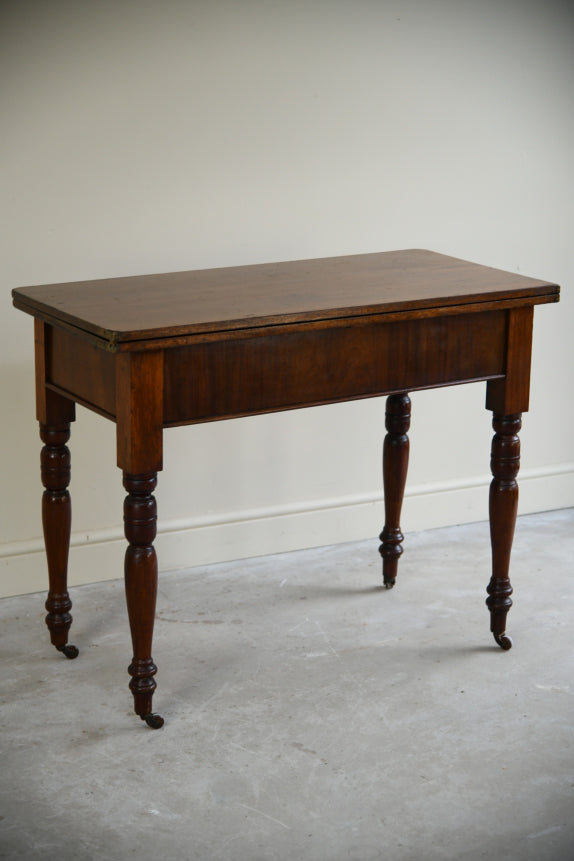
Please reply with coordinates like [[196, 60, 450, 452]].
[[13, 249, 559, 346]]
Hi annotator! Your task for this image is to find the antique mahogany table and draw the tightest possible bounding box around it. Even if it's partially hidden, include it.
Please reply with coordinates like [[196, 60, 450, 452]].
[[12, 249, 559, 728]]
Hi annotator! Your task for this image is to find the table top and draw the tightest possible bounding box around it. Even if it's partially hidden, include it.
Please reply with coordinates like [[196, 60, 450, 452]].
[[13, 249, 559, 348]]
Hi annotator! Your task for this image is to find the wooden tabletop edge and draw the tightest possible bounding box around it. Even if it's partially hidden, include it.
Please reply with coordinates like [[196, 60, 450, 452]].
[[12, 277, 560, 348]]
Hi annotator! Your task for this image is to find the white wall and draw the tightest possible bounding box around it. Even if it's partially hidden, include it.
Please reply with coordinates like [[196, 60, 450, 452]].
[[1, 0, 573, 597]]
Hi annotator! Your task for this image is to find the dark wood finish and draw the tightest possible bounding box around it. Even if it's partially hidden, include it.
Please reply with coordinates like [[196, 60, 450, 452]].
[[486, 307, 534, 414], [162, 311, 506, 425], [35, 320, 77, 426], [12, 250, 559, 728], [379, 393, 411, 587], [14, 249, 558, 350], [486, 414, 522, 650], [48, 325, 116, 419], [36, 320, 78, 659], [123, 472, 163, 729], [116, 351, 163, 473], [40, 422, 78, 659]]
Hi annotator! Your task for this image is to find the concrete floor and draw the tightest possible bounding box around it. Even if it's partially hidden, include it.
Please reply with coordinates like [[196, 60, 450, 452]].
[[1, 509, 573, 861]]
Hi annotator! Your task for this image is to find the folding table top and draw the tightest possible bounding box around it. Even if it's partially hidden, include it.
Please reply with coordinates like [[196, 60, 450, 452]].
[[12, 249, 559, 350]]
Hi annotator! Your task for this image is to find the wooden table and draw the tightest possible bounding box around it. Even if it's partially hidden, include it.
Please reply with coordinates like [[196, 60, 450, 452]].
[[12, 249, 559, 728]]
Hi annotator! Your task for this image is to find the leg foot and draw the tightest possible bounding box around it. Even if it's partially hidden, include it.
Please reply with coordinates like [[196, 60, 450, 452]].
[[141, 713, 165, 729], [56, 644, 79, 659], [487, 413, 521, 649], [379, 393, 411, 586], [493, 633, 513, 651]]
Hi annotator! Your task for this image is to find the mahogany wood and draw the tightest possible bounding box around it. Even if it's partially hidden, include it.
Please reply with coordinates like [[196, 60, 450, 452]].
[[40, 423, 78, 659], [486, 414, 522, 650], [36, 320, 78, 658], [123, 472, 163, 729], [486, 307, 534, 414], [13, 250, 558, 348], [162, 311, 505, 425], [379, 393, 411, 587], [35, 320, 77, 426], [12, 250, 560, 728], [116, 351, 163, 474], [48, 324, 116, 419]]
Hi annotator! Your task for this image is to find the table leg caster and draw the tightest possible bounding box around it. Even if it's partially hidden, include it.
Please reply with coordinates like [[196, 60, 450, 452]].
[[383, 578, 396, 589], [56, 644, 79, 659], [140, 713, 164, 729], [493, 632, 513, 651]]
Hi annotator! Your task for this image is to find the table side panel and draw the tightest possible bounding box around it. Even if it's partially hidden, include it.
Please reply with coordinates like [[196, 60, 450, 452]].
[[47, 325, 117, 418], [163, 309, 507, 425]]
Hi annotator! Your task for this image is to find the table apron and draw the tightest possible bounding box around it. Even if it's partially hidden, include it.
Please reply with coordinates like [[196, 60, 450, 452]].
[[46, 309, 508, 425], [162, 310, 507, 424]]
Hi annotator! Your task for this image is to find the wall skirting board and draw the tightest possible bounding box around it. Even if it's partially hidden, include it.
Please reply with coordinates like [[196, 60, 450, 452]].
[[2, 463, 573, 598]]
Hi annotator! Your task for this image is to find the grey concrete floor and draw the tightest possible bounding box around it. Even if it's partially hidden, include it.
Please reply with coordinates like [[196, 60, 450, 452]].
[[1, 509, 573, 861]]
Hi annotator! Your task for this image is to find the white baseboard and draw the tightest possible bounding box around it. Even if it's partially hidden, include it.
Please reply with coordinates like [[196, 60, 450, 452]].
[[2, 463, 573, 598]]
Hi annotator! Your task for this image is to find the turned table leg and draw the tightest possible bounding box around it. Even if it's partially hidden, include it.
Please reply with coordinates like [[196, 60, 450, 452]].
[[40, 422, 79, 659], [123, 472, 164, 729], [486, 413, 521, 650], [379, 392, 411, 587]]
